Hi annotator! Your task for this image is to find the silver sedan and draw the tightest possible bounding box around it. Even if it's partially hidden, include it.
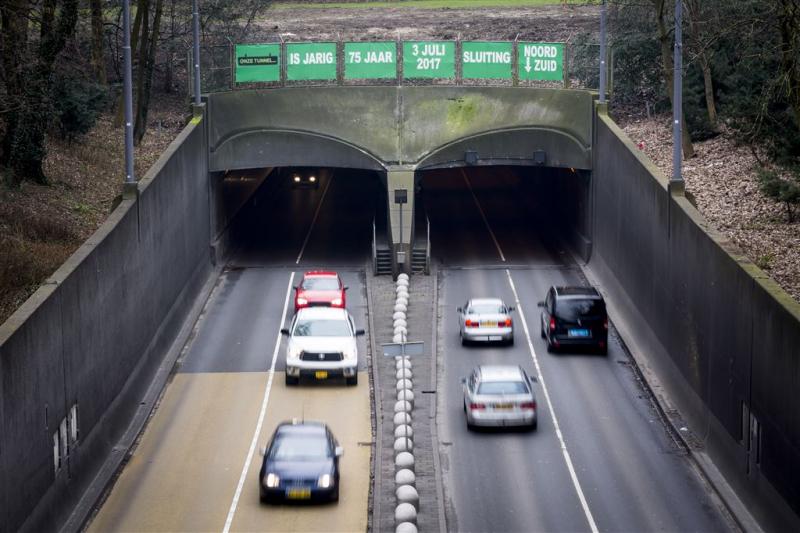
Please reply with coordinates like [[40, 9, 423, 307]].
[[457, 298, 514, 345], [462, 365, 538, 430]]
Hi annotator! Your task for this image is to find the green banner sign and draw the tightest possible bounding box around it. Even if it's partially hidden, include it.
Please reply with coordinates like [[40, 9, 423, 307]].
[[235, 44, 280, 83], [462, 42, 513, 79], [287, 42, 337, 81], [518, 42, 564, 81], [403, 41, 455, 79], [344, 42, 396, 79]]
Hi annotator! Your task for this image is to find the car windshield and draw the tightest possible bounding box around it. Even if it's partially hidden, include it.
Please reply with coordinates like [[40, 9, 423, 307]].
[[557, 299, 605, 321], [271, 435, 329, 460], [468, 303, 504, 314], [294, 318, 351, 337], [302, 277, 340, 291], [477, 380, 529, 395]]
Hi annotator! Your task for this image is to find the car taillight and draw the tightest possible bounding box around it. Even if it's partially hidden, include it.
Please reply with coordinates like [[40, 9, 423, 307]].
[[296, 297, 308, 306], [519, 402, 536, 410], [465, 319, 479, 328], [469, 403, 486, 410], [502, 317, 512, 327], [331, 298, 343, 307], [549, 317, 556, 331], [603, 318, 608, 330]]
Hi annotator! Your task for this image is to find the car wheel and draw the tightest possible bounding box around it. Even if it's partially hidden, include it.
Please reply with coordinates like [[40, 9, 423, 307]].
[[285, 374, 299, 386], [598, 345, 608, 356], [546, 339, 555, 353], [346, 374, 358, 386], [530, 419, 538, 431], [466, 421, 475, 431], [540, 318, 545, 339], [506, 336, 514, 347], [330, 487, 340, 503]]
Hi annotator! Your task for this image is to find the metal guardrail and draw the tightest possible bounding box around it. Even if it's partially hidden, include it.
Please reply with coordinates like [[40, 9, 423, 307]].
[[425, 216, 431, 275], [372, 217, 377, 276]]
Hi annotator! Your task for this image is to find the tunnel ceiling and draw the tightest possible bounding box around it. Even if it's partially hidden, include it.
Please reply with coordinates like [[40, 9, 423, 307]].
[[208, 86, 594, 172]]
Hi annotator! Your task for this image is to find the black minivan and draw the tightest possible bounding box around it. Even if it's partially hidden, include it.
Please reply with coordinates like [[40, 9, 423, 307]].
[[538, 286, 608, 354]]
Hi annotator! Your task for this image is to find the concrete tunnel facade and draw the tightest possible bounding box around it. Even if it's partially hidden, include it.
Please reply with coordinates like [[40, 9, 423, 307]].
[[207, 86, 596, 269]]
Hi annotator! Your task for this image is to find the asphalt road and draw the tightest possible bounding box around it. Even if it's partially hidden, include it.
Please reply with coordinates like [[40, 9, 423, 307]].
[[428, 167, 733, 533], [88, 168, 377, 532]]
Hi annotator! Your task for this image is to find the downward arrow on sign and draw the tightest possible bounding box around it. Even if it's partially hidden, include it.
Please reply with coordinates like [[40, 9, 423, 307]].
[[525, 56, 532, 73]]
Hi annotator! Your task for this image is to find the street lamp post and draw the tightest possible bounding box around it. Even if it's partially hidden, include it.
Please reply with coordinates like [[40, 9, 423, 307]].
[[122, 0, 134, 184], [192, 0, 201, 105], [599, 0, 607, 104], [672, 0, 683, 184]]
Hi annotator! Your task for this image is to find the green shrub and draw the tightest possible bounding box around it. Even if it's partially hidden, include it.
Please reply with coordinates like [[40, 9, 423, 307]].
[[757, 167, 800, 223], [52, 74, 109, 142]]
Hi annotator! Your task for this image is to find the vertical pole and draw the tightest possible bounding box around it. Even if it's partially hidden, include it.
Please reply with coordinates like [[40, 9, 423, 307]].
[[672, 0, 683, 183], [399, 204, 404, 256], [598, 0, 607, 103], [192, 0, 201, 105], [122, 0, 134, 184]]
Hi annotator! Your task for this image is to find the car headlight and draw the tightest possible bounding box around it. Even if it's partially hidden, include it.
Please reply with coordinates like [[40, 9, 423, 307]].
[[309, 176, 317, 182], [317, 474, 331, 488], [265, 473, 280, 488], [287, 344, 302, 361], [330, 298, 343, 306], [293, 175, 301, 182], [296, 297, 308, 306]]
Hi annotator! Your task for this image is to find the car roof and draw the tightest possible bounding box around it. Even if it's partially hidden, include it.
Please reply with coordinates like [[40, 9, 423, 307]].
[[476, 365, 526, 381], [468, 298, 505, 306], [303, 271, 339, 278], [275, 420, 328, 436], [554, 286, 602, 299], [295, 307, 349, 320]]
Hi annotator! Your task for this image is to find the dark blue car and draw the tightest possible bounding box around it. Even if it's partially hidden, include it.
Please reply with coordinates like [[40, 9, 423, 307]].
[[259, 421, 343, 504]]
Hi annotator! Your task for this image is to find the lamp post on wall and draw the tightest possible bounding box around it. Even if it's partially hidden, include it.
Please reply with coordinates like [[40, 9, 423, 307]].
[[672, 0, 684, 184], [192, 0, 202, 105], [122, 0, 134, 184], [598, 0, 607, 104]]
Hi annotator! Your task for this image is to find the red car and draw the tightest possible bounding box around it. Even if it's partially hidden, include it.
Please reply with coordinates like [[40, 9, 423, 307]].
[[294, 271, 347, 312]]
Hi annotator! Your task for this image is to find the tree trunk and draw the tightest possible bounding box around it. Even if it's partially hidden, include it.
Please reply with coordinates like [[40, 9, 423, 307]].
[[163, 0, 175, 93], [133, 0, 151, 145], [685, 0, 718, 127], [135, 0, 164, 144], [2, 0, 79, 185], [653, 0, 695, 159], [0, 0, 31, 177], [90, 0, 106, 84], [777, 0, 800, 132]]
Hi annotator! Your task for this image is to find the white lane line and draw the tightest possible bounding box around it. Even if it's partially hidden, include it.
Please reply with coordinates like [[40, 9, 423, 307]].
[[504, 269, 599, 533], [460, 168, 506, 262], [222, 271, 295, 533], [295, 173, 333, 264]]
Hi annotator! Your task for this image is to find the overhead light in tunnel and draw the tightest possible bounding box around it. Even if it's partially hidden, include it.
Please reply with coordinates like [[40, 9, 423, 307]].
[[465, 150, 479, 165], [533, 150, 547, 165]]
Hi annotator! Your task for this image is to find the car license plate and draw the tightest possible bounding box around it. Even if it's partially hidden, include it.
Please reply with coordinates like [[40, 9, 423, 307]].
[[493, 403, 513, 410], [488, 335, 503, 341], [315, 370, 328, 380], [286, 487, 311, 499], [568, 328, 590, 338], [482, 321, 497, 327]]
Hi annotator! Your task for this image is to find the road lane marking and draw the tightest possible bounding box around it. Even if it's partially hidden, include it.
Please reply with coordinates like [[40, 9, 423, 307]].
[[460, 168, 506, 262], [222, 271, 295, 533], [504, 269, 600, 533], [296, 173, 334, 264]]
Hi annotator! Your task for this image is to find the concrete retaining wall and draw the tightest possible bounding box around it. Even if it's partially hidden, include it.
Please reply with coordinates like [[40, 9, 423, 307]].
[[591, 109, 800, 530], [0, 114, 212, 532]]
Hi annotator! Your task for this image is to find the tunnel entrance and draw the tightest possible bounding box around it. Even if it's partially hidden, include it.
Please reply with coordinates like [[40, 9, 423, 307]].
[[417, 166, 592, 267], [222, 167, 384, 268]]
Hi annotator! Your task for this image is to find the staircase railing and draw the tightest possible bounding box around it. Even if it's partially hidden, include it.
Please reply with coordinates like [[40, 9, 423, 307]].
[[372, 217, 377, 275], [425, 216, 431, 274]]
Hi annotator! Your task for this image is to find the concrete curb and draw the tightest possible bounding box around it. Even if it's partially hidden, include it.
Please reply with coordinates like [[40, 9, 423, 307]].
[[365, 267, 382, 533], [428, 265, 448, 533]]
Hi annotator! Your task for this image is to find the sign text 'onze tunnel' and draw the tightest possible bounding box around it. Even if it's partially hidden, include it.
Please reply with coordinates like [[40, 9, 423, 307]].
[[234, 41, 565, 83]]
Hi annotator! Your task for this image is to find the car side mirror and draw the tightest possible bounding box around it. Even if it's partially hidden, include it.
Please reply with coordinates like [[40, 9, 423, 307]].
[[280, 328, 290, 335], [537, 301, 545, 307], [259, 446, 266, 457], [344, 286, 349, 290], [508, 306, 515, 312], [294, 286, 299, 291], [531, 375, 539, 383], [335, 446, 344, 457], [460, 377, 466, 384], [355, 328, 365, 336], [457, 307, 462, 313]]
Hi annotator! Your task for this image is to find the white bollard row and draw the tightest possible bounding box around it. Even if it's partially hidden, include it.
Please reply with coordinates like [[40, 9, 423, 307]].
[[393, 273, 418, 532]]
